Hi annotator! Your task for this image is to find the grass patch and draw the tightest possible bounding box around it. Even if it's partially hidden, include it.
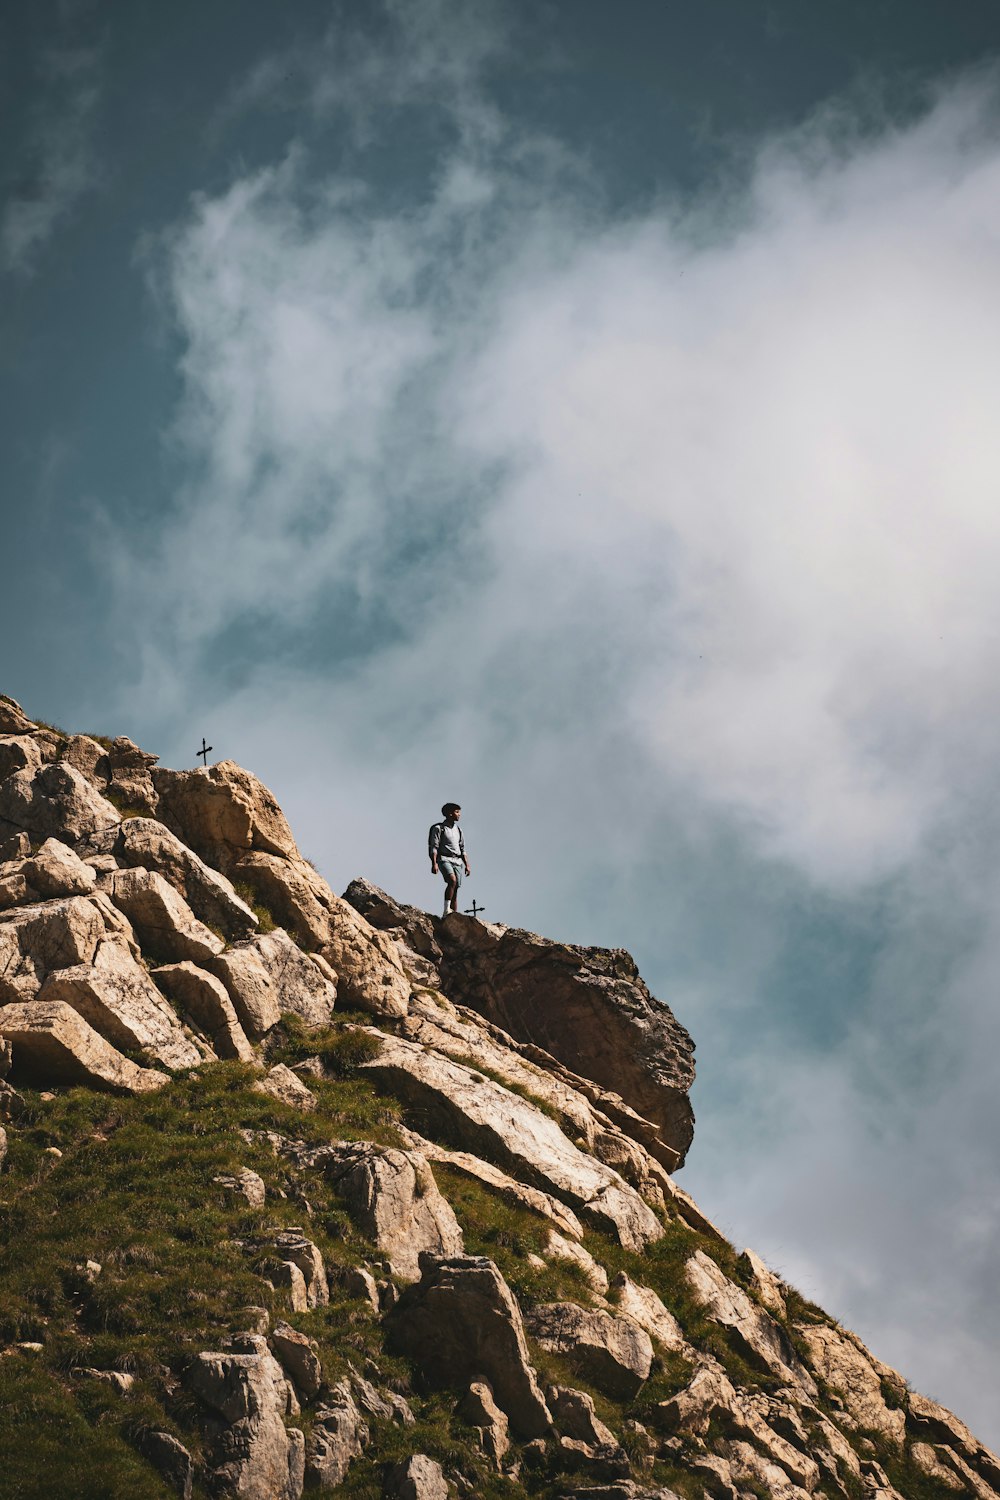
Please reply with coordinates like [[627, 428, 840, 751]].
[[232, 883, 277, 933], [101, 788, 146, 819], [268, 1014, 385, 1080]]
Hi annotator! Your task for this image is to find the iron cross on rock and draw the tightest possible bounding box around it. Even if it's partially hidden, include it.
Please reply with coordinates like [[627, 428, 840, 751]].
[[196, 737, 213, 767], [465, 899, 486, 918]]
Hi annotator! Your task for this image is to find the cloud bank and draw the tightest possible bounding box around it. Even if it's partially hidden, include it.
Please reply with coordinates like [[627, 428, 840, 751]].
[[116, 7, 1000, 1442]]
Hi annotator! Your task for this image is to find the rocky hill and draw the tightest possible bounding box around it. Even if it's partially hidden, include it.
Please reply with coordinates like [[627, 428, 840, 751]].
[[0, 691, 995, 1500]]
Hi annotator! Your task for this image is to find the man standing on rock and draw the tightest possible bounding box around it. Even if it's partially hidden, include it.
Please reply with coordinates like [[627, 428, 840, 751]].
[[429, 803, 470, 918]]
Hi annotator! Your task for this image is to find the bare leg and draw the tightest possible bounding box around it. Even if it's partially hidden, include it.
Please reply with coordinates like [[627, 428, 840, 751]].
[[444, 875, 458, 915]]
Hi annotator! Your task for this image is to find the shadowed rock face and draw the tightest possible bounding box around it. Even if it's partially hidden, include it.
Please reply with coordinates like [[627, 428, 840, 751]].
[[344, 881, 696, 1168]]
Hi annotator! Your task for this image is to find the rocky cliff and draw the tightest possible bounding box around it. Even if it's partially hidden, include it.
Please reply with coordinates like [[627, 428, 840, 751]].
[[0, 691, 994, 1500]]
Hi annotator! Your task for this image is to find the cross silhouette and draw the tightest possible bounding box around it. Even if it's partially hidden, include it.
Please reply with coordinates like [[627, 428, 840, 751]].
[[464, 899, 486, 918], [196, 737, 213, 767]]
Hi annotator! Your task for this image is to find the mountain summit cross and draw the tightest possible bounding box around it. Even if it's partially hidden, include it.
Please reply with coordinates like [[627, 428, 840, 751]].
[[196, 737, 213, 767]]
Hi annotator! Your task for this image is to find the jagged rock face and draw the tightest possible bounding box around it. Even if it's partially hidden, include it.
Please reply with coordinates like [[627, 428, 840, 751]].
[[345, 879, 696, 1167], [186, 1335, 305, 1500]]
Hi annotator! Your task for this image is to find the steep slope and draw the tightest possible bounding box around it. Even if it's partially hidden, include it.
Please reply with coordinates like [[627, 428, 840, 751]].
[[0, 692, 994, 1500]]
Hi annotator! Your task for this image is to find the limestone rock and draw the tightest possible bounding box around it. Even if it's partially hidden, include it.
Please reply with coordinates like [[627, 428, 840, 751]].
[[906, 1389, 1000, 1490], [233, 852, 410, 1019], [137, 1429, 194, 1500], [793, 1322, 903, 1444], [210, 931, 336, 1040], [360, 1032, 663, 1252], [186, 1335, 304, 1500], [0, 895, 106, 1003], [213, 1168, 267, 1207], [106, 735, 159, 816], [609, 1273, 688, 1355], [61, 735, 110, 784], [0, 735, 42, 783], [0, 761, 120, 843], [99, 817, 259, 939], [38, 938, 202, 1070], [0, 874, 29, 911], [657, 1359, 736, 1436], [385, 1454, 450, 1499], [685, 1252, 816, 1393], [254, 1064, 318, 1112], [330, 1264, 381, 1311], [105, 867, 224, 965], [347, 884, 695, 1165], [549, 1386, 619, 1449], [460, 1379, 510, 1467], [404, 1130, 585, 1241], [0, 999, 168, 1093], [153, 761, 299, 866], [154, 962, 255, 1061], [270, 1319, 323, 1399], [270, 1229, 329, 1308], [316, 1141, 463, 1280], [737, 1248, 788, 1320], [305, 1379, 368, 1488], [0, 696, 35, 735], [526, 1303, 653, 1399], [390, 1254, 551, 1438], [18, 839, 97, 900]]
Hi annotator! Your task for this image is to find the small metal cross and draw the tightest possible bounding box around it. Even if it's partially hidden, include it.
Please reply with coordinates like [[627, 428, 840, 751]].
[[465, 899, 486, 918], [196, 737, 213, 767]]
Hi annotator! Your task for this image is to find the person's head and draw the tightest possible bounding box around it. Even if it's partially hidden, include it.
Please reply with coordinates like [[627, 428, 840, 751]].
[[442, 802, 461, 822]]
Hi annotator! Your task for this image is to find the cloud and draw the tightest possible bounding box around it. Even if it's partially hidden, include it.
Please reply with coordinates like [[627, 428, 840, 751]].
[[117, 10, 1000, 1445], [1, 41, 102, 275]]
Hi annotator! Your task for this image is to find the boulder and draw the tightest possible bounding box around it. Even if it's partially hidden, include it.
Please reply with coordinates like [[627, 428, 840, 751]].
[[103, 817, 258, 938], [106, 736, 158, 816], [270, 1230, 329, 1308], [685, 1252, 816, 1394], [213, 1168, 267, 1207], [360, 1033, 663, 1252], [459, 1379, 510, 1466], [316, 1141, 463, 1280], [0, 895, 106, 1003], [305, 1379, 368, 1488], [542, 1231, 609, 1295], [0, 874, 29, 911], [38, 939, 202, 1070], [0, 736, 42, 783], [548, 1386, 619, 1449], [186, 1335, 304, 1500], [61, 735, 110, 784], [793, 1322, 904, 1445], [255, 1064, 318, 1112], [329, 1264, 380, 1311], [0, 761, 120, 843], [210, 932, 336, 1040], [154, 962, 255, 1061], [270, 1320, 323, 1399], [153, 761, 299, 866], [0, 1000, 168, 1093], [657, 1359, 737, 1437], [19, 839, 97, 899], [385, 1455, 449, 1500], [0, 696, 35, 735], [525, 1303, 653, 1399], [390, 1254, 552, 1438], [105, 868, 224, 964], [347, 885, 695, 1166], [233, 852, 410, 1019], [609, 1273, 688, 1355], [137, 1429, 194, 1500]]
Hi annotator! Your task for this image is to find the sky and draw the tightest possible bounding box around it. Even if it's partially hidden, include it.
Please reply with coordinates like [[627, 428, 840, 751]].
[[3, 0, 1000, 1446]]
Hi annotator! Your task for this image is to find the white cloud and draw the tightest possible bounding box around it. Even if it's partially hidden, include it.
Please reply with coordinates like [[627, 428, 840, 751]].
[[1, 43, 102, 274], [119, 22, 1000, 1446]]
